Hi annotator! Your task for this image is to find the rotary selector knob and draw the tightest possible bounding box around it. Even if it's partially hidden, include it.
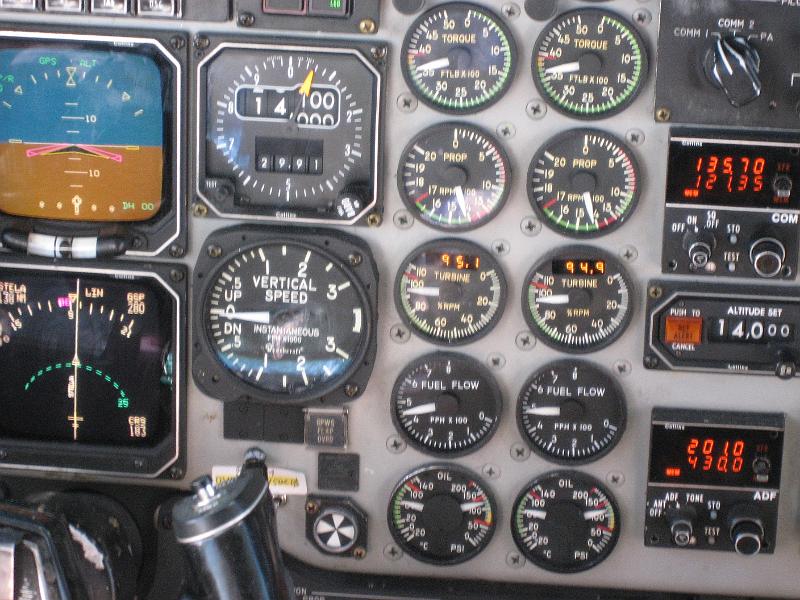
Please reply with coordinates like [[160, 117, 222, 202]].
[[704, 36, 762, 107], [668, 510, 696, 548], [730, 519, 764, 556], [683, 231, 716, 270], [750, 238, 786, 278]]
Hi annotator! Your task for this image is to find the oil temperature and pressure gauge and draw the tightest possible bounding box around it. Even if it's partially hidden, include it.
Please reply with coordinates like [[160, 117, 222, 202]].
[[389, 465, 497, 565], [402, 3, 516, 114], [533, 9, 648, 118], [198, 43, 382, 224], [517, 360, 626, 463], [399, 123, 511, 231], [528, 130, 640, 237], [193, 230, 377, 404], [395, 240, 507, 345], [512, 471, 621, 572], [523, 246, 633, 353], [392, 352, 502, 456]]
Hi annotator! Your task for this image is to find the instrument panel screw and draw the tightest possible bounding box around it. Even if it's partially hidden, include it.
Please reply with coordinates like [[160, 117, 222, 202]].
[[237, 12, 255, 27], [655, 107, 672, 122], [344, 383, 360, 398], [394, 210, 414, 229], [366, 213, 383, 227], [506, 551, 526, 568], [613, 360, 632, 377], [384, 544, 404, 560], [397, 93, 418, 113], [169, 245, 184, 258], [191, 202, 208, 218], [390, 324, 411, 344], [520, 216, 541, 237], [619, 245, 638, 262], [625, 129, 645, 146], [170, 466, 184, 480], [515, 331, 536, 351], [648, 285, 663, 299], [193, 36, 211, 50], [607, 471, 626, 487], [169, 36, 185, 51], [169, 269, 184, 283], [491, 240, 510, 256], [644, 355, 660, 369], [501, 3, 520, 19], [348, 252, 363, 267], [0, 450, 7, 460], [386, 435, 407, 454], [370, 47, 388, 61], [207, 245, 223, 258], [353, 547, 367, 560], [510, 443, 530, 462], [526, 99, 547, 120], [632, 8, 652, 26], [359, 18, 378, 34], [305, 500, 320, 515], [487, 353, 506, 370], [496, 122, 516, 139], [482, 464, 501, 479]]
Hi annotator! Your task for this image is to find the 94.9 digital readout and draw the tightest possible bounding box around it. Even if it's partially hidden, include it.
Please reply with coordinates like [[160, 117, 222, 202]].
[[649, 423, 782, 489], [552, 259, 606, 276]]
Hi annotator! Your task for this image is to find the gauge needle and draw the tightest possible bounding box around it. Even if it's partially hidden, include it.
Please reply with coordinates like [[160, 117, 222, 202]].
[[400, 500, 426, 512], [583, 509, 608, 520], [545, 61, 582, 75], [460, 501, 485, 512], [402, 402, 438, 417], [536, 294, 571, 305], [407, 287, 441, 297], [210, 309, 273, 324], [70, 278, 82, 441], [299, 70, 315, 97], [418, 57, 450, 72], [454, 185, 469, 217], [524, 509, 548, 519], [524, 406, 562, 417], [582, 191, 596, 224]]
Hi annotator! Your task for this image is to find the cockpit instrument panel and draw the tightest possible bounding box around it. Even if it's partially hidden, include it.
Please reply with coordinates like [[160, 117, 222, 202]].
[[0, 30, 184, 257], [0, 259, 184, 476]]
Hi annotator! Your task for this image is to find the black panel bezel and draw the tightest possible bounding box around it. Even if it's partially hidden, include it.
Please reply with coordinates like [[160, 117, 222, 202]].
[[0, 256, 186, 478], [0, 25, 187, 258]]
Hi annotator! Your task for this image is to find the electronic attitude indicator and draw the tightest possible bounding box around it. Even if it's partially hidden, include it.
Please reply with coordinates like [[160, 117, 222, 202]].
[[0, 270, 175, 447], [396, 239, 507, 345], [0, 46, 166, 222], [533, 9, 648, 118], [392, 352, 502, 456], [201, 45, 380, 223], [202, 239, 373, 401], [399, 123, 511, 231], [523, 246, 633, 353], [517, 361, 626, 463], [402, 3, 516, 114], [512, 471, 620, 573], [529, 130, 640, 236], [389, 465, 496, 565]]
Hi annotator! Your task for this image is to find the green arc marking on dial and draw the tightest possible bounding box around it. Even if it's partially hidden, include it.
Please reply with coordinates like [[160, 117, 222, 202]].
[[24, 362, 128, 404]]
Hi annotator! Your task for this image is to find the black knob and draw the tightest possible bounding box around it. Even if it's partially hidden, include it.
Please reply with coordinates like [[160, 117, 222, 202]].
[[670, 517, 694, 547], [731, 519, 764, 556], [683, 231, 716, 270], [773, 174, 793, 199], [704, 36, 762, 107], [750, 238, 786, 278]]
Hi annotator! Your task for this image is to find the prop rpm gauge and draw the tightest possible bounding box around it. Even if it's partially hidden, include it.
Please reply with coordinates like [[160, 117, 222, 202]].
[[511, 471, 620, 573], [396, 239, 507, 345], [392, 352, 502, 456], [533, 9, 648, 118], [389, 465, 497, 565], [199, 43, 382, 224], [402, 3, 516, 113], [529, 130, 640, 237], [517, 360, 626, 463], [523, 246, 633, 353], [198, 235, 375, 402], [399, 123, 511, 231], [0, 43, 169, 222]]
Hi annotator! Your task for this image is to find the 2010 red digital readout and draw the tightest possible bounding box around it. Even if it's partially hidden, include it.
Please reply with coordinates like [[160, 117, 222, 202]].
[[682, 155, 767, 200], [682, 437, 745, 475]]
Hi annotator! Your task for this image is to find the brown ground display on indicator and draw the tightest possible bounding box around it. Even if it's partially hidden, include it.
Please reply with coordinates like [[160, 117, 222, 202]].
[[0, 143, 163, 222]]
